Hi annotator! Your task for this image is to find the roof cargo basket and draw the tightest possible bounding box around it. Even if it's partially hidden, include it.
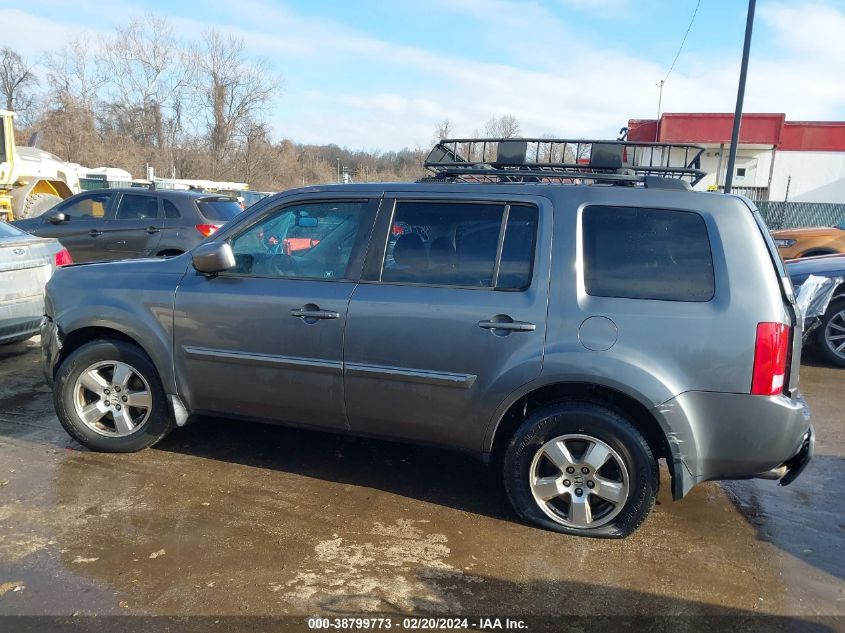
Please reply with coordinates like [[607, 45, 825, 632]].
[[422, 138, 706, 187]]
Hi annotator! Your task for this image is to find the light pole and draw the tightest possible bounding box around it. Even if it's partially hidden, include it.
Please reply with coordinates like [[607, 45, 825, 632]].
[[724, 0, 756, 194]]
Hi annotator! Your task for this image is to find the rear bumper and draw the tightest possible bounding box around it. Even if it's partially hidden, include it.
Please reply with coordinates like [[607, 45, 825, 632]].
[[657, 389, 813, 497]]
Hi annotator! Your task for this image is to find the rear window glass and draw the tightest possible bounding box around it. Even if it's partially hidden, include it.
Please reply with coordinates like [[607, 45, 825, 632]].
[[198, 198, 242, 222], [582, 205, 715, 302], [0, 222, 24, 238]]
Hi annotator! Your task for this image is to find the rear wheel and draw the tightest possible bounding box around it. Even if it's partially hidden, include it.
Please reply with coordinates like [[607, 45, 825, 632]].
[[815, 298, 845, 368], [502, 402, 658, 538], [54, 339, 175, 452], [21, 193, 63, 219]]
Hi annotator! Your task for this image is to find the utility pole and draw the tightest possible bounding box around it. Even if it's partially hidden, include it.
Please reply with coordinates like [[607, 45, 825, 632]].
[[724, 0, 756, 194], [336, 158, 341, 184], [655, 79, 665, 141]]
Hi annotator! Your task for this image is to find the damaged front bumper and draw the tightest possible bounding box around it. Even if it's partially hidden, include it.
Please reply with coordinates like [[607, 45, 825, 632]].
[[40, 315, 61, 388]]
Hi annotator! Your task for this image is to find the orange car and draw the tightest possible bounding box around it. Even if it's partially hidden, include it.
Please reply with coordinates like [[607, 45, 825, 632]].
[[771, 222, 845, 259]]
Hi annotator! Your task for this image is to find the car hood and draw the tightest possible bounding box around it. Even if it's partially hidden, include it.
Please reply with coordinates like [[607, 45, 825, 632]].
[[772, 226, 842, 239], [61, 253, 192, 275]]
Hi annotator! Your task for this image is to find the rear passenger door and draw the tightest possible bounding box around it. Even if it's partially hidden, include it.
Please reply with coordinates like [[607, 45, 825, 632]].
[[343, 195, 552, 451], [101, 192, 164, 259], [29, 191, 115, 262]]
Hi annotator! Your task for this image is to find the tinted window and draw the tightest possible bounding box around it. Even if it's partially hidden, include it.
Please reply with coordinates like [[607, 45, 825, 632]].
[[229, 201, 370, 280], [198, 198, 241, 221], [117, 194, 159, 220], [57, 193, 112, 221], [381, 201, 537, 289], [163, 199, 181, 219], [582, 206, 714, 302]]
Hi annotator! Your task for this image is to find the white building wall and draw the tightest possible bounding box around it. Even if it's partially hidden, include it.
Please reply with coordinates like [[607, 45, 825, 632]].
[[768, 151, 845, 202]]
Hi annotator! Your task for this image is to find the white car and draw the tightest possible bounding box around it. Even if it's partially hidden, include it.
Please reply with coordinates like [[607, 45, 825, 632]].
[[0, 220, 71, 344]]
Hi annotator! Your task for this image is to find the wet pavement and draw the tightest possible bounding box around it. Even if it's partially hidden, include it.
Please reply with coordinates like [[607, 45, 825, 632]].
[[0, 337, 843, 629]]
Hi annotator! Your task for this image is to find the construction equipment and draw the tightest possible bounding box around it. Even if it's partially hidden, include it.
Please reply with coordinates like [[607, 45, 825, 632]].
[[0, 110, 80, 221]]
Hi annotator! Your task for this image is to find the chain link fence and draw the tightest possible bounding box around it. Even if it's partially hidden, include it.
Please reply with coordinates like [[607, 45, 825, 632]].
[[757, 201, 845, 230]]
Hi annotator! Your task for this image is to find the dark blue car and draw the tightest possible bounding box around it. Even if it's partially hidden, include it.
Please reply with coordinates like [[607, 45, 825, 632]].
[[787, 254, 845, 367]]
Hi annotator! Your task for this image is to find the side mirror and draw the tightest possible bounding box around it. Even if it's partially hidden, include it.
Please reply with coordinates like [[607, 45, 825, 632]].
[[46, 212, 68, 224], [192, 242, 235, 275]]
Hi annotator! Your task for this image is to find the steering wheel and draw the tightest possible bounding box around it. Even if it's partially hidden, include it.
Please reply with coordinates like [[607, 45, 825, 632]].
[[269, 253, 300, 277]]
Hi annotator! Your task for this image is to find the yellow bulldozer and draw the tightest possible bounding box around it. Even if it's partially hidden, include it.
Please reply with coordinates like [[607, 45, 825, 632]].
[[0, 110, 80, 222]]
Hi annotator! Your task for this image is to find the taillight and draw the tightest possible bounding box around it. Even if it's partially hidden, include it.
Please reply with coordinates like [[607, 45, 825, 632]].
[[196, 224, 222, 237], [751, 322, 790, 396], [54, 248, 73, 267]]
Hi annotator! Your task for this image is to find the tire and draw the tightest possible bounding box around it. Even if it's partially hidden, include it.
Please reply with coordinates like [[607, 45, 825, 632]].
[[814, 298, 845, 368], [20, 193, 63, 219], [502, 401, 658, 538], [53, 339, 176, 452]]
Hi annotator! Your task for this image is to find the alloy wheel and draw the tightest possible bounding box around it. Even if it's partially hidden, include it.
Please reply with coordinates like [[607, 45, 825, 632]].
[[824, 309, 845, 360], [528, 433, 630, 529], [72, 360, 152, 437]]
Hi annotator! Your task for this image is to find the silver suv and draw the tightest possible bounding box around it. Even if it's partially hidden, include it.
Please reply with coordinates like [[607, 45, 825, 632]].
[[41, 139, 814, 538]]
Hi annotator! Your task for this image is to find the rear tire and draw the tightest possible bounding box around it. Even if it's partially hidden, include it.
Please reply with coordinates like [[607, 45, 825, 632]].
[[53, 339, 175, 452], [815, 298, 845, 368], [502, 401, 658, 538], [21, 193, 63, 219]]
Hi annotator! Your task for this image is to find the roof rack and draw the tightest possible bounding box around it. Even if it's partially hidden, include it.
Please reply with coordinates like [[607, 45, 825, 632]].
[[421, 138, 706, 187]]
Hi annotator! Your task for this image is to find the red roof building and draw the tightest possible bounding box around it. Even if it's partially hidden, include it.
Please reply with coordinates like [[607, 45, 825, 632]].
[[627, 113, 845, 202]]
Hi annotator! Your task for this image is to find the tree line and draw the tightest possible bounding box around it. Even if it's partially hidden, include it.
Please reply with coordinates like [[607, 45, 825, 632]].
[[0, 14, 523, 192]]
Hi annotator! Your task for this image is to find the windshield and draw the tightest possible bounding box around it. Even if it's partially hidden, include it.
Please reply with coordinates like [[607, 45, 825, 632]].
[[0, 222, 25, 239], [197, 198, 242, 222]]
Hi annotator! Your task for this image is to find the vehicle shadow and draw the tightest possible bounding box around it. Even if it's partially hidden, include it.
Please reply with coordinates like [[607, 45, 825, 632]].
[[723, 453, 845, 584], [154, 415, 516, 523]]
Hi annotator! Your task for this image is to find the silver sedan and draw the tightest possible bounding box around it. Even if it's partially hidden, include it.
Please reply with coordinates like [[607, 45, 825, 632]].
[[0, 220, 69, 345]]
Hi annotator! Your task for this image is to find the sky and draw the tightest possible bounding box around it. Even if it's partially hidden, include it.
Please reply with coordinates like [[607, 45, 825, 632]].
[[3, 0, 845, 152]]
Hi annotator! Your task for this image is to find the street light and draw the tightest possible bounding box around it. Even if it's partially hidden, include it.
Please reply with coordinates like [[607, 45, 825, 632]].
[[724, 0, 757, 195]]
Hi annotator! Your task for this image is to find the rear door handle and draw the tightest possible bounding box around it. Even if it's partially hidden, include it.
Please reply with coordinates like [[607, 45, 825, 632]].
[[479, 318, 536, 332], [89, 229, 103, 237], [146, 226, 161, 234], [291, 305, 340, 321]]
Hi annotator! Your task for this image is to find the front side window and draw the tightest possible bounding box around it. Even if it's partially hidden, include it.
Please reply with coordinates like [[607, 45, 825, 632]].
[[582, 205, 715, 302], [229, 200, 370, 280], [381, 201, 537, 290], [57, 193, 113, 221], [116, 194, 159, 220]]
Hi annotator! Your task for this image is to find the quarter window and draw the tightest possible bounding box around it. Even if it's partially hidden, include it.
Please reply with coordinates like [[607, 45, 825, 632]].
[[163, 199, 181, 219], [229, 201, 370, 280], [381, 201, 537, 290], [582, 205, 715, 302]]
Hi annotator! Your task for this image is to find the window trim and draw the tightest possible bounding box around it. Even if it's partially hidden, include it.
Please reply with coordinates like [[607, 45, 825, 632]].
[[363, 197, 538, 292], [217, 197, 379, 283], [580, 204, 716, 303]]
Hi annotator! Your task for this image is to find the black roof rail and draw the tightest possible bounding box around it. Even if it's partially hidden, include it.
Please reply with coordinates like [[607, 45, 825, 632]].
[[420, 138, 706, 187]]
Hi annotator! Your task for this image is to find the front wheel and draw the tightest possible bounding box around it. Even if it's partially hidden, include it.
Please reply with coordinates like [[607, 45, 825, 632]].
[[53, 339, 175, 452], [502, 402, 658, 538]]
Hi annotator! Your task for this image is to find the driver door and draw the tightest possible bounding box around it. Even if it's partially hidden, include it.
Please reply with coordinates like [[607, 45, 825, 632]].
[[173, 196, 380, 429]]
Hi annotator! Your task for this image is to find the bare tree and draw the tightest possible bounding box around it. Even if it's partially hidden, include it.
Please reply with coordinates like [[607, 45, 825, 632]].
[[0, 48, 38, 123], [102, 14, 193, 148], [432, 118, 454, 144], [43, 35, 106, 111], [195, 29, 278, 176], [483, 114, 521, 139]]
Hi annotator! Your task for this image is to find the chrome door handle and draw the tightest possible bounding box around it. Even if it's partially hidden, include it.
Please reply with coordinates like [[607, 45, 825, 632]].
[[479, 319, 536, 332], [291, 307, 340, 320]]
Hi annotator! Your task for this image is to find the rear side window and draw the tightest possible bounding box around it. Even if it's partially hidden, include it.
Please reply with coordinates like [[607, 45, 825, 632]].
[[381, 200, 537, 290], [582, 205, 714, 302], [198, 198, 241, 222], [117, 195, 159, 220]]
